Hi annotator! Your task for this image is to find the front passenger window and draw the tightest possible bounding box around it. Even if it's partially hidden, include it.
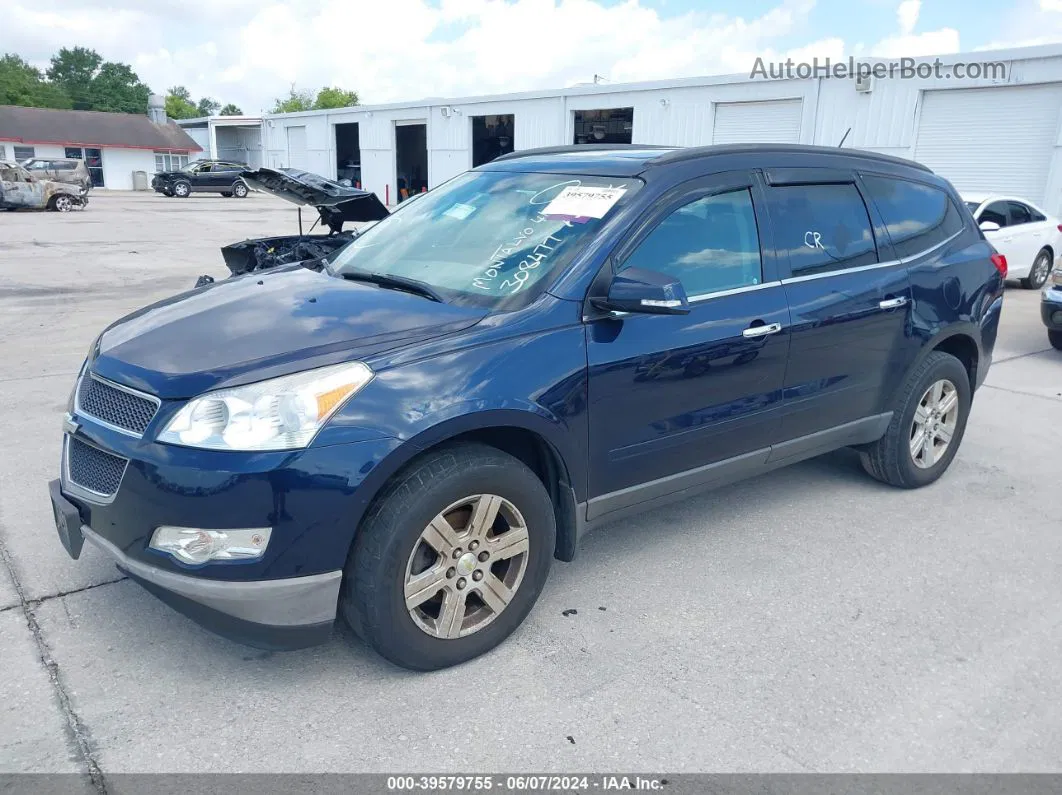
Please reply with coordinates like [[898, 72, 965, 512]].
[[619, 189, 763, 297]]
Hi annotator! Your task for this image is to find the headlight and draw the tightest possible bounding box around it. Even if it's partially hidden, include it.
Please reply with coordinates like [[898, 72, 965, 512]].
[[1052, 268, 1062, 286], [158, 362, 372, 451]]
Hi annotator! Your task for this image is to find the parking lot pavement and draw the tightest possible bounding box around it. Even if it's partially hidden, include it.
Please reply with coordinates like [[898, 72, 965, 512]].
[[1, 193, 1061, 776]]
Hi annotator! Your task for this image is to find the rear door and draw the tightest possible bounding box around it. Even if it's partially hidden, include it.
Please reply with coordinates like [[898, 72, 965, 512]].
[[585, 171, 790, 519], [977, 200, 1020, 266], [1005, 200, 1049, 275], [764, 170, 915, 443]]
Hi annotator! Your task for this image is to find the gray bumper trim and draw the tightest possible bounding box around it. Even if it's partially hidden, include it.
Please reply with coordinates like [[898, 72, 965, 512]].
[[82, 527, 341, 627]]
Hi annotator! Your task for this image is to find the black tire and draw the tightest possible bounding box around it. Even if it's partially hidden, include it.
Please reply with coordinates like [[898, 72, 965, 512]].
[[172, 180, 191, 198], [162, 188, 174, 197], [1021, 249, 1053, 289], [341, 443, 555, 670], [1049, 330, 1062, 351], [860, 351, 972, 488], [231, 181, 249, 198]]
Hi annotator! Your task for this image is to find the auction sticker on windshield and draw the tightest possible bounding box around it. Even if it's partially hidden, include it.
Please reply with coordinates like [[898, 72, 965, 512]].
[[542, 186, 626, 221]]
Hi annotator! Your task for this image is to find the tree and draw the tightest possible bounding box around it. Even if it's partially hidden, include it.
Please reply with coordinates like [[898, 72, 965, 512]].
[[219, 102, 243, 115], [313, 86, 358, 109], [46, 46, 103, 109], [87, 61, 151, 114], [0, 54, 72, 109], [271, 87, 315, 114], [165, 85, 198, 119], [196, 97, 220, 116]]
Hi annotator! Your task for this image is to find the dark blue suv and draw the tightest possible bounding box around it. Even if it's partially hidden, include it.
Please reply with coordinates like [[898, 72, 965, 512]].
[[48, 144, 1005, 670]]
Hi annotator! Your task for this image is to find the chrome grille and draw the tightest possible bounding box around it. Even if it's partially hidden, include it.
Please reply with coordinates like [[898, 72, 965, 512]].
[[76, 375, 159, 436], [66, 436, 128, 498]]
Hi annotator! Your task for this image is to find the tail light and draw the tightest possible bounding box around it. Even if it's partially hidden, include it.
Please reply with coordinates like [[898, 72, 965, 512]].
[[1056, 224, 1062, 233], [990, 252, 1008, 278]]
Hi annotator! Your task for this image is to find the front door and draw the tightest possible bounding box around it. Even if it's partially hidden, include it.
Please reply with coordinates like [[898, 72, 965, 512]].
[[0, 166, 44, 208], [585, 172, 790, 520]]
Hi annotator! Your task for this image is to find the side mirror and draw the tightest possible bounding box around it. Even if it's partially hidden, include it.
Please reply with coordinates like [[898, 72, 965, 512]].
[[979, 220, 1001, 232], [591, 267, 690, 315]]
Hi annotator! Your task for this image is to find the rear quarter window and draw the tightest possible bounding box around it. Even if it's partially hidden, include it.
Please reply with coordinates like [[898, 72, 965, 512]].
[[767, 183, 878, 275], [861, 175, 964, 258]]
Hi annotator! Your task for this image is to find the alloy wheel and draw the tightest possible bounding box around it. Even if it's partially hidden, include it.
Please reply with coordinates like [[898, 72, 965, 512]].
[[403, 494, 530, 639], [1030, 253, 1051, 288], [54, 195, 73, 212], [910, 378, 959, 469]]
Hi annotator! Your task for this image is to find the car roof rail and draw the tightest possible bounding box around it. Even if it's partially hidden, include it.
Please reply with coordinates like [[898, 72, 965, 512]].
[[492, 144, 676, 162], [647, 143, 933, 173]]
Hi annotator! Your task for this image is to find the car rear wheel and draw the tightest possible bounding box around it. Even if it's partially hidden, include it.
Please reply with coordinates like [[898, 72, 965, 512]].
[[172, 181, 191, 198], [859, 351, 971, 488], [232, 181, 249, 198], [340, 443, 555, 671], [1022, 249, 1053, 289], [1049, 330, 1062, 351]]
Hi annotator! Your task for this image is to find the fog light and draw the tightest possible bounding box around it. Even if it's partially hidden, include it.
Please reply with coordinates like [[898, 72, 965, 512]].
[[150, 526, 271, 565], [1052, 310, 1062, 325]]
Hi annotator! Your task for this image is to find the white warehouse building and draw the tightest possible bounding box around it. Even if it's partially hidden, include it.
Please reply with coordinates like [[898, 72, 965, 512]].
[[262, 44, 1062, 214]]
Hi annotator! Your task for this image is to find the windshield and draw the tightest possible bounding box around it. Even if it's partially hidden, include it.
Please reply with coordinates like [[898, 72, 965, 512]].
[[330, 169, 640, 309]]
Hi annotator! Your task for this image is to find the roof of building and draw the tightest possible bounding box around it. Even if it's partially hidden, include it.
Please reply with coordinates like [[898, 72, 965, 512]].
[[0, 105, 202, 152]]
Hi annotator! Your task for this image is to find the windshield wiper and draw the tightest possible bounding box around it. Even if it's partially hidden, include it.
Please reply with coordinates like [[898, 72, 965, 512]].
[[338, 269, 444, 302]]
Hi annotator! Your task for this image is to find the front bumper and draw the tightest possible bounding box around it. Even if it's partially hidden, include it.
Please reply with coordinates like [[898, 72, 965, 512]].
[[1042, 286, 1062, 330], [52, 392, 402, 648], [51, 483, 340, 649]]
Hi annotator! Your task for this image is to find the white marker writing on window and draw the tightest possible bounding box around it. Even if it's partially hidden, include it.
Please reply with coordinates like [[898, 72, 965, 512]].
[[804, 231, 825, 250]]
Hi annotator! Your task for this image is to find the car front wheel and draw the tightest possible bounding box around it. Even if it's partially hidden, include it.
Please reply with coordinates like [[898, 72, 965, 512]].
[[341, 443, 555, 670], [172, 181, 191, 198], [859, 351, 971, 488], [232, 181, 249, 198], [52, 195, 75, 212]]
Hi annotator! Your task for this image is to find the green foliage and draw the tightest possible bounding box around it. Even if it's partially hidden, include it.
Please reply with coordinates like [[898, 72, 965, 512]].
[[46, 46, 102, 109], [219, 103, 243, 115], [0, 54, 71, 109], [165, 86, 199, 119], [313, 86, 359, 109], [85, 61, 151, 114], [270, 86, 360, 114], [2, 47, 242, 117], [196, 97, 220, 116], [271, 87, 315, 114]]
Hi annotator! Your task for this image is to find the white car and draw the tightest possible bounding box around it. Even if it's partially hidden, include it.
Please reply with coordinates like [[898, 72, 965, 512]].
[[963, 193, 1061, 289]]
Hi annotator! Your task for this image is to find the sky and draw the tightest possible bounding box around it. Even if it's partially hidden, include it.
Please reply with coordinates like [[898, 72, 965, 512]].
[[2, 0, 1062, 114]]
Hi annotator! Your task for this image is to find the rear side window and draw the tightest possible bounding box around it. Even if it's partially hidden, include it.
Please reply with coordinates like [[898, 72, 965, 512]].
[[620, 188, 763, 296], [861, 175, 964, 258], [1008, 201, 1033, 225], [767, 184, 877, 275], [980, 202, 1009, 227]]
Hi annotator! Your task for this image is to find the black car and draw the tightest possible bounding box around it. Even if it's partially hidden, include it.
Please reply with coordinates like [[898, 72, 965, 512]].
[[152, 160, 250, 198], [50, 144, 1005, 671]]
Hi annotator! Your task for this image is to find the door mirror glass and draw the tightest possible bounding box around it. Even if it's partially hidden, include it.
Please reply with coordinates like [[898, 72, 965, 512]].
[[979, 220, 1001, 232], [593, 267, 690, 315]]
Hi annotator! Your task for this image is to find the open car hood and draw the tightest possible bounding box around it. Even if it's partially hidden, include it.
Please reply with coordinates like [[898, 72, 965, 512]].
[[240, 167, 389, 232]]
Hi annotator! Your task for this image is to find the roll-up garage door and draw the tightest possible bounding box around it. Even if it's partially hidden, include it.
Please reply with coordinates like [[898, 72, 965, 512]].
[[286, 125, 308, 170], [915, 85, 1062, 203], [712, 99, 803, 145]]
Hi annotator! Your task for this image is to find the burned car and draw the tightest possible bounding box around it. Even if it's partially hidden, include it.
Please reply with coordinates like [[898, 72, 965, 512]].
[[0, 160, 88, 212], [208, 167, 389, 280], [21, 158, 93, 192]]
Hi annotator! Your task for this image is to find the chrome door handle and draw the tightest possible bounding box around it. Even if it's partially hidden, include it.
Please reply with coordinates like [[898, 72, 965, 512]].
[[742, 322, 783, 338], [879, 296, 909, 310]]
